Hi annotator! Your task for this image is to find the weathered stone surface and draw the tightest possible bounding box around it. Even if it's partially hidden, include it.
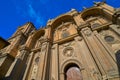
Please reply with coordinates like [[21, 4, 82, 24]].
[[0, 2, 120, 80]]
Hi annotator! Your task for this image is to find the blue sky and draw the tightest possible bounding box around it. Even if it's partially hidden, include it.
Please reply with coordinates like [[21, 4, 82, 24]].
[[0, 0, 120, 39]]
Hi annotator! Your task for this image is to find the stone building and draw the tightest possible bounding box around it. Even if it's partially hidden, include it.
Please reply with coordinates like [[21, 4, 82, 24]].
[[0, 37, 9, 50], [0, 2, 120, 80]]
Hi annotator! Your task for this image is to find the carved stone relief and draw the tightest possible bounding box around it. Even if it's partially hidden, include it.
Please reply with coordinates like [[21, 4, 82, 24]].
[[63, 47, 74, 57], [41, 42, 48, 52], [31, 65, 38, 80], [82, 28, 92, 36]]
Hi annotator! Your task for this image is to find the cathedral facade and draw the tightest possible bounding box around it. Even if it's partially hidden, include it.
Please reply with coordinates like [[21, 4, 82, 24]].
[[0, 2, 120, 80]]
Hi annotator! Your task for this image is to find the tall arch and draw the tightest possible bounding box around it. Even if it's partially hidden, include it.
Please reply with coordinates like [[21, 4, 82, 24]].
[[50, 14, 78, 42], [80, 7, 110, 30], [26, 29, 45, 49], [51, 14, 74, 30], [81, 7, 103, 21]]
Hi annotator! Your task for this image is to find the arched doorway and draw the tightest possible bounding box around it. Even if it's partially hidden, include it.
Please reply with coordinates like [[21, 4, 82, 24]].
[[64, 63, 83, 80]]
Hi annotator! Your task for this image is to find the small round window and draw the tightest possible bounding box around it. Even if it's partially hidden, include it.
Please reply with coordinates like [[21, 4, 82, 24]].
[[104, 35, 115, 43], [35, 57, 40, 63]]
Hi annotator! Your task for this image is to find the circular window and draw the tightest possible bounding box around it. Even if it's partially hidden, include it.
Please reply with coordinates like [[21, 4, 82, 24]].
[[35, 57, 40, 63], [104, 35, 114, 43]]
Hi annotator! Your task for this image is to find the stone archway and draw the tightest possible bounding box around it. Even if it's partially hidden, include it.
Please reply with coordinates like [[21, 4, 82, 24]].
[[63, 62, 83, 80]]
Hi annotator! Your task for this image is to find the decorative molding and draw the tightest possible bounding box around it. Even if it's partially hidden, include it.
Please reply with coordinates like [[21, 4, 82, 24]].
[[19, 45, 30, 51], [74, 36, 82, 41]]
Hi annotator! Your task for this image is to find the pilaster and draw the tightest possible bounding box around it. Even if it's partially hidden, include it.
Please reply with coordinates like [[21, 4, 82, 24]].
[[50, 44, 59, 80], [81, 27, 119, 79]]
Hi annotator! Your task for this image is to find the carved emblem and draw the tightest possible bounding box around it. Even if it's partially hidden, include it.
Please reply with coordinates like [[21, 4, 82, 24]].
[[63, 47, 74, 57]]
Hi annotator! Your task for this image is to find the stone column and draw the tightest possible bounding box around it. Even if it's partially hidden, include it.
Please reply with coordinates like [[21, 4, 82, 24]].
[[36, 39, 51, 80], [50, 44, 59, 80], [22, 52, 34, 80], [71, 9, 84, 27], [5, 46, 29, 80], [60, 73, 64, 80]]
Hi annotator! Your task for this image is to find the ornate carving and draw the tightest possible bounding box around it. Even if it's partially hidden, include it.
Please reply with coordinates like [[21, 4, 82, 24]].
[[31, 65, 38, 80], [83, 28, 92, 36], [41, 42, 47, 52], [63, 47, 74, 57]]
